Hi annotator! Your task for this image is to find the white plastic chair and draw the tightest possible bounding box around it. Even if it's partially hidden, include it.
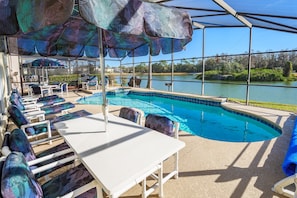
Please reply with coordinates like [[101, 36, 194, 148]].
[[145, 114, 180, 184], [119, 107, 145, 126]]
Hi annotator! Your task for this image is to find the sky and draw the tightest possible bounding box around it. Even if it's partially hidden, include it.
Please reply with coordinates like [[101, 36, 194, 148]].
[[105, 27, 297, 67]]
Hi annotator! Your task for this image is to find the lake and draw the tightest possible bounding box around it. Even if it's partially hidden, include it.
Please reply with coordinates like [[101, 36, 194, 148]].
[[114, 74, 297, 105]]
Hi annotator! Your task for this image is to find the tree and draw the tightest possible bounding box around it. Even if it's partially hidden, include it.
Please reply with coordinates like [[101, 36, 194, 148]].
[[283, 61, 293, 77]]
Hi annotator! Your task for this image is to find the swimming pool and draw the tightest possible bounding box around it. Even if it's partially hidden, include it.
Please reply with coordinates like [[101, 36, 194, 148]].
[[77, 89, 281, 142]]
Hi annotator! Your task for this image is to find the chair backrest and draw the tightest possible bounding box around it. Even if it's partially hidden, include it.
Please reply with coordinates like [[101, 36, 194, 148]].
[[145, 114, 179, 138], [1, 152, 43, 197], [9, 92, 25, 110], [61, 83, 68, 92], [31, 85, 42, 95], [119, 107, 144, 125]]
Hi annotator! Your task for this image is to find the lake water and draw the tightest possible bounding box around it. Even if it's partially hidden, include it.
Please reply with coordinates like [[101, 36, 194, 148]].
[[115, 74, 297, 105]]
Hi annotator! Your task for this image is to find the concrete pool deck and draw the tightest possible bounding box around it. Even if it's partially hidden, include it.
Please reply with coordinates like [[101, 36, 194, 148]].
[[35, 89, 296, 198]]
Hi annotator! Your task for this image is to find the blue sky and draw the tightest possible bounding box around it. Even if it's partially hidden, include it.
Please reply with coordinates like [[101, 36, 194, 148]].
[[106, 27, 297, 67]]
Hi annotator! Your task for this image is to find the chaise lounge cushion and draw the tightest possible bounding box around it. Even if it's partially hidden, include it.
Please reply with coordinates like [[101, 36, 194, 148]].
[[282, 118, 297, 176], [41, 102, 75, 115], [41, 164, 95, 198]]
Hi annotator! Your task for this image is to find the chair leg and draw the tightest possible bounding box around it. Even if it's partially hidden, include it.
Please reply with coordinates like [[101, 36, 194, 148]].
[[142, 177, 147, 198], [159, 162, 164, 198], [174, 152, 179, 179]]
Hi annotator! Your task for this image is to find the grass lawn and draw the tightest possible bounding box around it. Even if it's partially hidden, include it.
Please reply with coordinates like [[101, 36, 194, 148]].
[[228, 98, 297, 113]]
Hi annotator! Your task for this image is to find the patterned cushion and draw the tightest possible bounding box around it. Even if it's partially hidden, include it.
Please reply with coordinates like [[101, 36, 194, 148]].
[[1, 152, 43, 198], [145, 114, 174, 137], [36, 94, 59, 102], [8, 105, 47, 135], [9, 129, 37, 161], [50, 110, 92, 130], [42, 164, 95, 198], [41, 102, 75, 115], [38, 97, 65, 106], [9, 93, 25, 111], [119, 107, 139, 123]]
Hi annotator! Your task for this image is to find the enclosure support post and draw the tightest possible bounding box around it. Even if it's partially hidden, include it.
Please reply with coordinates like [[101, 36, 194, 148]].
[[201, 28, 205, 95], [245, 28, 253, 105], [170, 39, 174, 92]]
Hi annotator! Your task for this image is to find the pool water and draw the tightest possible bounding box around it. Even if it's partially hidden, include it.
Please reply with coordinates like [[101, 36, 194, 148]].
[[77, 91, 281, 142]]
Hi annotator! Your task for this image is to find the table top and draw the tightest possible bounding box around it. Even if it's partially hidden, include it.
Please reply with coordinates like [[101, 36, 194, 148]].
[[54, 113, 185, 197]]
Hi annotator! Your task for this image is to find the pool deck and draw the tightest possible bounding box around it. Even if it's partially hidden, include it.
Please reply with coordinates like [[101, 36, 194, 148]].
[[36, 89, 296, 198]]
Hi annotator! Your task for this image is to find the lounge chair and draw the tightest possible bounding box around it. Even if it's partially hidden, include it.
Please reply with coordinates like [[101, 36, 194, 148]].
[[1, 152, 97, 198], [8, 104, 53, 143], [10, 90, 65, 111], [119, 106, 144, 126], [1, 129, 74, 179], [86, 76, 99, 90], [8, 105, 91, 143], [272, 117, 297, 197], [145, 114, 180, 184], [52, 82, 69, 96], [10, 91, 43, 113]]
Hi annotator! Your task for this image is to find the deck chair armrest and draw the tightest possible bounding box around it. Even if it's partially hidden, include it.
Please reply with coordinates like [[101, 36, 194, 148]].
[[22, 107, 41, 113], [21, 119, 50, 129], [21, 97, 38, 103], [31, 155, 78, 175], [28, 148, 74, 166], [22, 100, 37, 105], [272, 173, 297, 197], [59, 180, 98, 198], [24, 110, 45, 121]]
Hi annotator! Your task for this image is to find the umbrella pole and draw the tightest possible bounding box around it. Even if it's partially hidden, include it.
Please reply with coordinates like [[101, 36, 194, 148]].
[[98, 28, 108, 131]]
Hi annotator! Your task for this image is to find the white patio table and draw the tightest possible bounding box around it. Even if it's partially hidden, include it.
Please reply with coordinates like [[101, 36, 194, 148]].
[[54, 113, 185, 198]]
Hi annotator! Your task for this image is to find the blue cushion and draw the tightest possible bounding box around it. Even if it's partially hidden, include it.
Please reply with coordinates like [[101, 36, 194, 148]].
[[145, 114, 174, 137], [41, 102, 75, 115], [9, 129, 36, 162], [282, 118, 297, 176], [1, 152, 43, 198]]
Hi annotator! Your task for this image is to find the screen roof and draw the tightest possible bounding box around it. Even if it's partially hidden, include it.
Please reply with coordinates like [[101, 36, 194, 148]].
[[152, 0, 297, 33]]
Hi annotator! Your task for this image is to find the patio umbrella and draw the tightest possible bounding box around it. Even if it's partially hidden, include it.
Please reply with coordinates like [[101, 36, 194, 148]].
[[0, 0, 193, 131], [31, 59, 64, 67]]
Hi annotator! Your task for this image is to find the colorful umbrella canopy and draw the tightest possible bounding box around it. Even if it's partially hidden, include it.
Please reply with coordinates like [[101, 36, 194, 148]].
[[31, 59, 64, 67], [0, 0, 193, 58]]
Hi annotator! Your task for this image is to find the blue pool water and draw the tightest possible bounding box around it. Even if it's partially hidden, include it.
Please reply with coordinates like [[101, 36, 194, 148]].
[[77, 90, 281, 142]]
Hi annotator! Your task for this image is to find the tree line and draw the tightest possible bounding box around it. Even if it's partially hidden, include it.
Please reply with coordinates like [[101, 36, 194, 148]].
[[121, 51, 297, 73]]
